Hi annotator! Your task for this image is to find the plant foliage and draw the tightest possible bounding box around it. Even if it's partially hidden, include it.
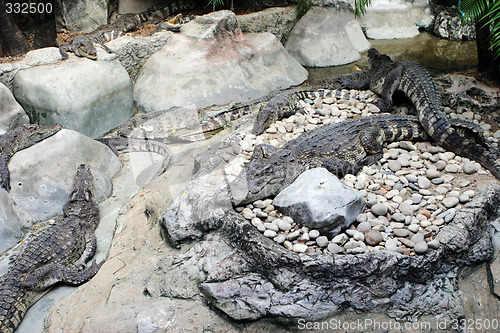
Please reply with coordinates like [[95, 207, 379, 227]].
[[458, 0, 500, 59], [292, 0, 311, 18], [353, 0, 372, 17]]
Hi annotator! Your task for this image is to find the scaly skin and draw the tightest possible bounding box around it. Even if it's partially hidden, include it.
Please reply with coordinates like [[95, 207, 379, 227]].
[[335, 48, 500, 179], [231, 114, 429, 205], [0, 164, 102, 333], [0, 123, 61, 191]]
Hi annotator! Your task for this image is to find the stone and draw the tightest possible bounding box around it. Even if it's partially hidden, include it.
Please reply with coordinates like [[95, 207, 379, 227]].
[[357, 221, 371, 232], [327, 242, 342, 254], [263, 230, 277, 238], [414, 241, 429, 254], [293, 243, 308, 253], [263, 222, 279, 232], [385, 238, 399, 252], [275, 219, 293, 231], [359, 0, 424, 39], [388, 160, 402, 172], [316, 236, 329, 248], [308, 229, 320, 239], [13, 57, 133, 138], [9, 129, 121, 223], [236, 6, 298, 44], [285, 4, 370, 67], [57, 0, 107, 33], [0, 82, 28, 134], [443, 197, 459, 208], [445, 164, 459, 173], [0, 189, 23, 255], [370, 203, 388, 216], [273, 168, 365, 237], [418, 177, 431, 189], [134, 11, 307, 112], [433, 8, 476, 41], [365, 230, 383, 246], [463, 162, 478, 174], [426, 169, 441, 180], [393, 229, 409, 237]]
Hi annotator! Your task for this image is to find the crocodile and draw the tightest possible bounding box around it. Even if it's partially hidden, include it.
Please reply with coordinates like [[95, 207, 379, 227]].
[[96, 137, 171, 180], [329, 48, 500, 179], [230, 114, 429, 205], [0, 164, 102, 333], [60, 1, 196, 60], [112, 88, 370, 144], [0, 123, 62, 191]]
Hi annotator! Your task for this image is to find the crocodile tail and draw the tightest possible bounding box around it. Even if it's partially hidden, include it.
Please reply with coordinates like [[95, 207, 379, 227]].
[[0, 274, 28, 333]]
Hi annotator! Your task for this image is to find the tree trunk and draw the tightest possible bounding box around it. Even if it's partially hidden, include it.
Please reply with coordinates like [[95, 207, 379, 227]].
[[476, 18, 492, 72], [33, 0, 57, 49], [0, 0, 29, 56]]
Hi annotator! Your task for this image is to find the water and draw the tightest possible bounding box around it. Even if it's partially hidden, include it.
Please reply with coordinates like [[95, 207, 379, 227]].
[[307, 32, 478, 79]]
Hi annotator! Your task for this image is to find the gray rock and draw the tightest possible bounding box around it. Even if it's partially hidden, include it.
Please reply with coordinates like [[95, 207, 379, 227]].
[[237, 6, 298, 44], [370, 203, 388, 216], [308, 229, 320, 239], [0, 190, 22, 255], [463, 162, 478, 174], [56, 0, 107, 33], [388, 160, 402, 172], [134, 11, 307, 112], [392, 212, 406, 222], [356, 221, 371, 232], [8, 129, 121, 223], [275, 219, 292, 231], [327, 242, 342, 254], [445, 164, 459, 173], [385, 238, 399, 252], [393, 229, 409, 237], [13, 57, 133, 138], [285, 5, 370, 67], [433, 8, 476, 41], [0, 82, 28, 134], [272, 168, 365, 237], [426, 169, 441, 180]]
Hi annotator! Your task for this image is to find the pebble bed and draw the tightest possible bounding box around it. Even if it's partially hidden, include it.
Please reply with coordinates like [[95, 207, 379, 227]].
[[228, 89, 500, 256]]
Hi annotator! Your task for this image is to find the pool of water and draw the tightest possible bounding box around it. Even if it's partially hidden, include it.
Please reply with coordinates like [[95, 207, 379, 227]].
[[307, 32, 478, 79]]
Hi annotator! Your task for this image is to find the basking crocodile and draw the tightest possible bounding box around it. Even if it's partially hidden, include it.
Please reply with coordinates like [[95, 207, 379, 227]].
[[59, 0, 195, 60], [113, 88, 369, 144], [314, 48, 500, 178], [0, 164, 102, 333], [231, 114, 429, 205], [0, 123, 62, 191]]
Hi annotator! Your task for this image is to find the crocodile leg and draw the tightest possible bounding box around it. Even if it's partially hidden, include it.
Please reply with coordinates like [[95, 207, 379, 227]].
[[59, 45, 69, 59], [370, 66, 403, 112], [318, 157, 358, 177], [20, 260, 103, 291], [335, 70, 371, 90], [73, 233, 98, 267]]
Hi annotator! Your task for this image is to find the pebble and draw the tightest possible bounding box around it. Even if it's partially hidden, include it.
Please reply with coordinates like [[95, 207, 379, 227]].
[[274, 235, 286, 244], [414, 241, 428, 254], [388, 160, 402, 172], [385, 238, 400, 252], [364, 230, 383, 245], [426, 170, 441, 180], [442, 197, 459, 208], [371, 203, 388, 216], [308, 230, 320, 239], [316, 236, 329, 248], [444, 164, 459, 173], [276, 219, 292, 231], [418, 177, 431, 189], [293, 243, 308, 253], [328, 243, 342, 254], [264, 230, 277, 238], [463, 162, 478, 174]]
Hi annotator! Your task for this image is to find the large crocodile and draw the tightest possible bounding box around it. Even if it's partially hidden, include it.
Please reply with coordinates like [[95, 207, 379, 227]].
[[0, 164, 102, 333], [329, 48, 500, 179], [0, 123, 62, 191], [231, 114, 429, 205], [112, 88, 369, 144]]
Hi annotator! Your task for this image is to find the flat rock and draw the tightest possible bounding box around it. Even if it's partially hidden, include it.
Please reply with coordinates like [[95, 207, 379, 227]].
[[273, 168, 366, 237], [9, 129, 121, 222], [0, 190, 22, 255], [285, 4, 370, 67], [0, 82, 28, 134], [13, 57, 133, 138], [134, 10, 307, 112]]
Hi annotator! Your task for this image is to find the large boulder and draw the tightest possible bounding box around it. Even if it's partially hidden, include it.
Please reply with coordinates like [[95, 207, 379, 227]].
[[56, 0, 108, 33], [237, 6, 298, 44], [285, 3, 370, 67], [0, 82, 28, 134], [8, 129, 121, 223], [0, 47, 62, 89], [358, 0, 432, 39], [0, 190, 22, 255], [433, 7, 476, 41], [12, 56, 133, 138], [272, 168, 366, 237], [133, 10, 308, 112]]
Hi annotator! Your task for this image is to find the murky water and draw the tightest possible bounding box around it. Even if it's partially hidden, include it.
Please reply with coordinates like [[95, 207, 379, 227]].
[[307, 32, 478, 79]]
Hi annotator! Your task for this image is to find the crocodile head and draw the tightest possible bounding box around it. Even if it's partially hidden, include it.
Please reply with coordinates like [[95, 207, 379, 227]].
[[63, 164, 99, 224], [72, 36, 97, 60], [230, 144, 291, 206]]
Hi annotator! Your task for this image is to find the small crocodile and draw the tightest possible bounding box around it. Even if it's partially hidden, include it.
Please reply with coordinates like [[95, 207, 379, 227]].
[[0, 123, 62, 191], [231, 114, 429, 205], [60, 1, 195, 60], [0, 164, 102, 333], [332, 48, 500, 179]]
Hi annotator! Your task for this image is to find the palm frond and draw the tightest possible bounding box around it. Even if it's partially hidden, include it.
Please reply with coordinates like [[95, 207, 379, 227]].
[[458, 0, 490, 23], [293, 0, 311, 18], [354, 0, 372, 17]]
